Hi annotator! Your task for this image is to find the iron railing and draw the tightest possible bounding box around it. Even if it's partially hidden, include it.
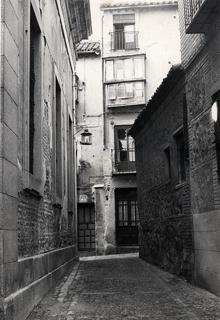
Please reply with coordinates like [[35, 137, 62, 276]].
[[184, 0, 206, 26], [113, 148, 136, 173], [110, 31, 139, 51]]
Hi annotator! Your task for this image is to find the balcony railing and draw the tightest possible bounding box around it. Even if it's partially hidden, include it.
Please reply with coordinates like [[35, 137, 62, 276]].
[[113, 149, 136, 174], [184, 0, 218, 33], [110, 31, 139, 51]]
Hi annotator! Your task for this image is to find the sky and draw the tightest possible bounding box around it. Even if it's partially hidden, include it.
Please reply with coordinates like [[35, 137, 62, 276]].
[[89, 0, 102, 41]]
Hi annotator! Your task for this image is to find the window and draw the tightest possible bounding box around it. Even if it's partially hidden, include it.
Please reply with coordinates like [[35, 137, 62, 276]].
[[105, 56, 145, 82], [29, 6, 41, 174], [125, 83, 133, 98], [106, 81, 144, 104], [175, 130, 186, 184], [134, 56, 144, 78], [135, 82, 144, 98], [164, 147, 171, 179], [113, 14, 136, 50], [117, 83, 126, 99], [108, 84, 116, 100], [124, 58, 133, 79], [115, 60, 124, 80], [114, 126, 135, 172], [55, 78, 62, 198], [105, 60, 114, 81]]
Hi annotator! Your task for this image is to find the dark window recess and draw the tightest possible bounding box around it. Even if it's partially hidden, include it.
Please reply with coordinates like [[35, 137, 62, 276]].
[[164, 147, 171, 179], [175, 130, 186, 184], [213, 92, 220, 178], [56, 79, 62, 198], [29, 8, 40, 174]]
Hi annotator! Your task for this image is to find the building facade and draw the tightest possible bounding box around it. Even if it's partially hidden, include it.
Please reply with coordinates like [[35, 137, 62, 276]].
[[76, 0, 181, 255], [0, 0, 91, 319], [178, 0, 220, 294], [130, 66, 194, 281]]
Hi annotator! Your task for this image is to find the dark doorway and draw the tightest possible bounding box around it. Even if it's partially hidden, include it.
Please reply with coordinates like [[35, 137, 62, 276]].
[[78, 204, 95, 251], [115, 188, 139, 246]]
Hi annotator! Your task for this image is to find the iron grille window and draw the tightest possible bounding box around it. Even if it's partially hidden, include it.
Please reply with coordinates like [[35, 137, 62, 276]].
[[112, 15, 138, 51], [29, 7, 40, 174], [114, 126, 135, 172]]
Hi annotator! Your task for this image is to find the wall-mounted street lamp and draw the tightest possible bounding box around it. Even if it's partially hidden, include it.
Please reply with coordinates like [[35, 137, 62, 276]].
[[211, 94, 220, 179], [211, 100, 218, 122], [80, 129, 92, 145]]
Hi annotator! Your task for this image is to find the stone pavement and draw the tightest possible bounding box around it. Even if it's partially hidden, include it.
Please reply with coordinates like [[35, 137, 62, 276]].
[[27, 253, 220, 320]]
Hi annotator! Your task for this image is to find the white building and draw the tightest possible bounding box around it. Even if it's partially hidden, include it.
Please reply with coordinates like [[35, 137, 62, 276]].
[[76, 0, 181, 255]]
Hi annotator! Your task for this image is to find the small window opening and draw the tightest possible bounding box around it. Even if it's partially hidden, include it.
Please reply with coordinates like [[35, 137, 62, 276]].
[[29, 6, 41, 174]]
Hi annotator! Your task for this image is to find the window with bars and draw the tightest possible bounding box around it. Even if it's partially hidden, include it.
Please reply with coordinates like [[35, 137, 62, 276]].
[[117, 199, 139, 226], [29, 6, 41, 174], [114, 126, 135, 172], [112, 14, 137, 50]]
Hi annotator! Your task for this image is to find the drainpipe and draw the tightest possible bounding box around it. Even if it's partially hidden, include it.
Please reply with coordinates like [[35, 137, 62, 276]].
[[72, 73, 78, 256], [101, 14, 106, 150]]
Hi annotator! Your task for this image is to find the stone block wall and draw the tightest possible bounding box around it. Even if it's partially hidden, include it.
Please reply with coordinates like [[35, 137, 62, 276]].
[[0, 0, 78, 319], [134, 70, 194, 281]]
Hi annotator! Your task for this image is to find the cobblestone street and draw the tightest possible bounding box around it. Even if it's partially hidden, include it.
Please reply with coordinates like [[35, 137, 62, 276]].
[[27, 253, 220, 320]]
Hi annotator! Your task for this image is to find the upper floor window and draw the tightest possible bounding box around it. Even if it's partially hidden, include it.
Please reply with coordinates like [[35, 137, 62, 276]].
[[105, 56, 145, 82], [111, 14, 138, 50], [114, 126, 136, 173], [106, 81, 145, 107]]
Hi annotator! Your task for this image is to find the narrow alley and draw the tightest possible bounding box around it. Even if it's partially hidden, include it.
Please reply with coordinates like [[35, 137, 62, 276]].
[[28, 254, 220, 320]]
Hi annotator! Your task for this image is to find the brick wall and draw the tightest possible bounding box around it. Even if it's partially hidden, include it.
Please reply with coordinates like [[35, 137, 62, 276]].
[[178, 0, 206, 68], [178, 0, 220, 295], [134, 72, 194, 281]]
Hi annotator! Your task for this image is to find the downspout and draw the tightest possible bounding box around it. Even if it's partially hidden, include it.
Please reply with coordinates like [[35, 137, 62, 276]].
[[72, 72, 78, 256], [101, 14, 106, 149]]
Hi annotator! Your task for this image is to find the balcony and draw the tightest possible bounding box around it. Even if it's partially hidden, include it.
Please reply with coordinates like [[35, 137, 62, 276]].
[[113, 149, 136, 174], [110, 31, 139, 51], [184, 0, 219, 33]]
